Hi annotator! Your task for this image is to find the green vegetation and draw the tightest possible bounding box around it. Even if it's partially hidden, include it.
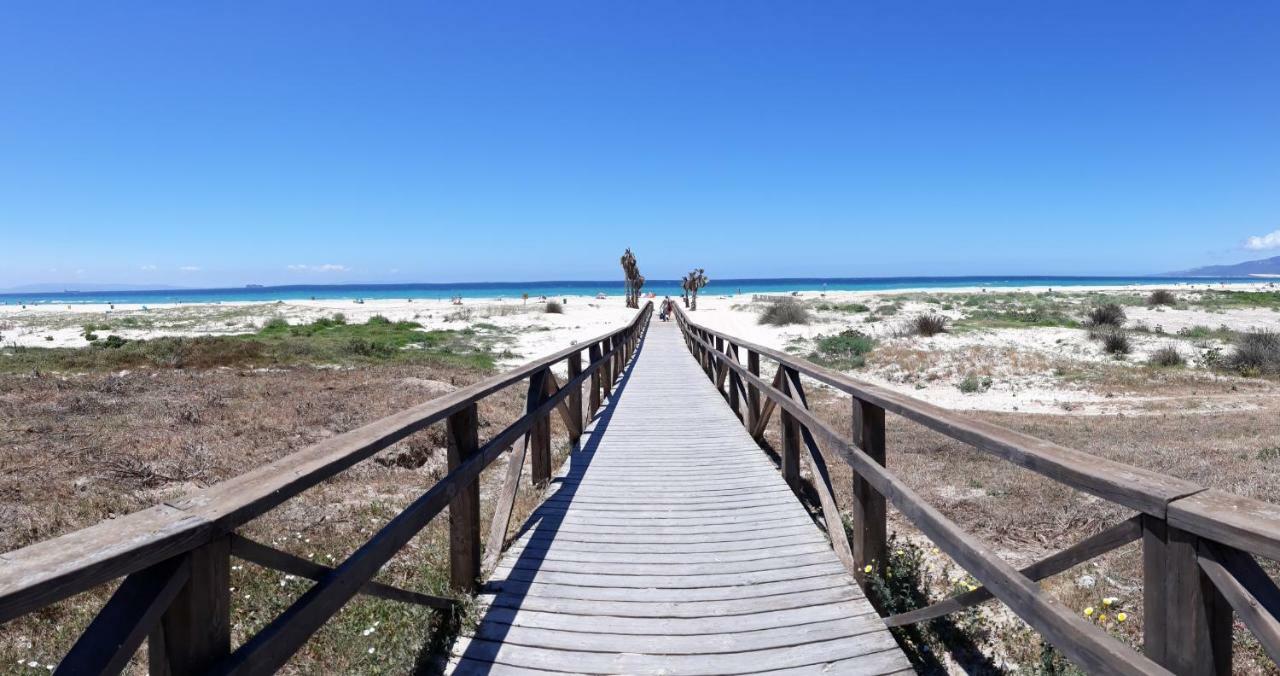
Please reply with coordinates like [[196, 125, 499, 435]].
[[813, 301, 870, 314], [1100, 329, 1132, 356], [1187, 290, 1280, 312], [1148, 345, 1185, 368], [0, 315, 503, 372], [758, 299, 811, 326], [1085, 303, 1126, 327], [949, 292, 1079, 330], [545, 301, 563, 314], [912, 313, 948, 337], [861, 534, 999, 673], [808, 329, 874, 369], [957, 374, 993, 393], [1228, 330, 1280, 377], [1146, 289, 1177, 306]]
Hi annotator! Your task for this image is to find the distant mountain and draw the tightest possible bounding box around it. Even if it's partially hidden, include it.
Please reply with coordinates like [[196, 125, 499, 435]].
[[0, 282, 187, 293], [1164, 256, 1280, 278]]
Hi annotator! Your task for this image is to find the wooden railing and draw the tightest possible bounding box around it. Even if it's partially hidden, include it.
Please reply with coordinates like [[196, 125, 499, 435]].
[[0, 303, 652, 675], [675, 306, 1280, 676]]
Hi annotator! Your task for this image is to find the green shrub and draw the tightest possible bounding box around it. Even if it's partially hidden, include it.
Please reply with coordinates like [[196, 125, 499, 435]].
[[1147, 289, 1177, 306], [1229, 330, 1280, 376], [913, 314, 948, 337], [1148, 345, 1184, 367], [811, 329, 875, 368], [97, 334, 129, 349], [1101, 329, 1132, 355], [1086, 304, 1126, 327], [367, 314, 392, 325], [261, 317, 290, 332], [545, 301, 564, 314], [759, 300, 811, 326], [957, 374, 992, 393]]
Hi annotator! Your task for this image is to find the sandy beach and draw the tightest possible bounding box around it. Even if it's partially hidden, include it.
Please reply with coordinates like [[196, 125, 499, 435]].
[[5, 282, 1278, 416]]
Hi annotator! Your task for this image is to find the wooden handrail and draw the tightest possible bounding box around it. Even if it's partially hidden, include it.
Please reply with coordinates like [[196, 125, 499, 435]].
[[0, 302, 652, 674], [674, 305, 1280, 675]]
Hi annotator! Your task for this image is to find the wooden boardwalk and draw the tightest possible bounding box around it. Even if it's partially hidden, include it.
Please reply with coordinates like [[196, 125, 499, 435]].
[[449, 322, 912, 675]]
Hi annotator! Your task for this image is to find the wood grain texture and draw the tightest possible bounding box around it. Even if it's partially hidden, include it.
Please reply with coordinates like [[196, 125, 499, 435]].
[[450, 322, 909, 675]]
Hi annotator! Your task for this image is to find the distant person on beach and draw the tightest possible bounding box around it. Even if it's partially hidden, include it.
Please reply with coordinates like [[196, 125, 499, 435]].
[[659, 296, 674, 321]]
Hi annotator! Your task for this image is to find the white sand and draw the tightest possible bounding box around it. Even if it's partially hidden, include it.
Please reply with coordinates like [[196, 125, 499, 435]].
[[4, 283, 1278, 415]]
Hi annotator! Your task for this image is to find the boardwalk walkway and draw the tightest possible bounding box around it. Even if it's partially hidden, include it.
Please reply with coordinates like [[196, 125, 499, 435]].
[[449, 322, 911, 674]]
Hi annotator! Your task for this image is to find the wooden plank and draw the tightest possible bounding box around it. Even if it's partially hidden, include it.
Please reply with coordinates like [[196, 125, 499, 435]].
[[1197, 540, 1280, 664], [747, 350, 761, 431], [57, 556, 190, 676], [482, 436, 527, 573], [1168, 488, 1280, 563], [228, 535, 452, 609], [748, 366, 785, 439], [887, 515, 1142, 627], [587, 343, 601, 416]]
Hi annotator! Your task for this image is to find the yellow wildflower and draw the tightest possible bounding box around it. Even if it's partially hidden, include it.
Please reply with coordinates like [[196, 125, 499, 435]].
[[966, 583, 977, 592], [1098, 614, 1108, 623], [1083, 607, 1094, 616], [863, 565, 872, 573], [1116, 612, 1127, 622]]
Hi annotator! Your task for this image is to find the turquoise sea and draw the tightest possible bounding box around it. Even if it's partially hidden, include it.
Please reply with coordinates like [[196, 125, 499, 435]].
[[0, 276, 1269, 306]]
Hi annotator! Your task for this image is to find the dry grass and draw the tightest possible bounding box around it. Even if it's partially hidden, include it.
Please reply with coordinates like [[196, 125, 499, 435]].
[[0, 358, 580, 673]]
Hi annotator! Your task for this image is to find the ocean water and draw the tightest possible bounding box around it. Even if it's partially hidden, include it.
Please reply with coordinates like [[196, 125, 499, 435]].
[[0, 276, 1268, 306]]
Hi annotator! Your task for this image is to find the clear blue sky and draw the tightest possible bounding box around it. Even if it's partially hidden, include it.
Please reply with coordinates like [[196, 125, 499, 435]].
[[2, 2, 1278, 287]]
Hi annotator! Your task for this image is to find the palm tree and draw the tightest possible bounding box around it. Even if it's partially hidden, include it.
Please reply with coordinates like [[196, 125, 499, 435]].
[[683, 268, 708, 310], [619, 248, 643, 308]]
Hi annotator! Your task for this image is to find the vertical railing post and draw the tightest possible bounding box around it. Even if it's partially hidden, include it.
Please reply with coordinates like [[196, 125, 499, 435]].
[[567, 351, 583, 446], [588, 343, 602, 416], [601, 339, 613, 400], [728, 344, 741, 421], [1142, 516, 1232, 674], [852, 398, 887, 581], [779, 367, 802, 495], [528, 369, 552, 485], [446, 402, 481, 592], [149, 538, 230, 675], [747, 351, 761, 431]]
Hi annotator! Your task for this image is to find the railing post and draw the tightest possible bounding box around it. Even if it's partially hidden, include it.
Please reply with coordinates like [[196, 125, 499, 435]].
[[780, 368, 801, 494], [588, 343, 602, 416], [747, 351, 761, 431], [728, 344, 741, 421], [447, 402, 481, 592], [149, 538, 230, 675], [567, 351, 583, 446], [852, 399, 887, 581], [601, 339, 613, 400], [1142, 516, 1232, 674], [528, 369, 552, 485]]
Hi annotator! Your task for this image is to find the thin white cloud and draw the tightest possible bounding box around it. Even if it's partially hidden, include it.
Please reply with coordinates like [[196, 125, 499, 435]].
[[1245, 230, 1280, 251], [139, 264, 157, 271], [178, 265, 201, 272], [287, 264, 349, 272]]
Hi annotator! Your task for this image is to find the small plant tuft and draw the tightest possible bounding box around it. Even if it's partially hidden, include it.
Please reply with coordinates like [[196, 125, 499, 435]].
[[912, 313, 948, 337], [1101, 329, 1132, 356], [759, 299, 811, 326], [1228, 330, 1280, 376], [1147, 289, 1177, 306], [957, 374, 993, 393], [544, 301, 564, 314], [1148, 345, 1184, 367], [1086, 303, 1126, 327], [809, 329, 875, 369]]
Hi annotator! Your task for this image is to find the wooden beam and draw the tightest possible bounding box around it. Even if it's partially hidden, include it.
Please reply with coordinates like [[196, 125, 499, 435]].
[[852, 398, 886, 581], [447, 403, 481, 593], [57, 556, 190, 676], [886, 515, 1142, 627], [1197, 540, 1280, 664], [527, 370, 552, 486], [746, 351, 761, 431], [228, 535, 452, 609], [587, 343, 602, 416], [1142, 517, 1232, 675], [747, 366, 785, 440], [779, 370, 801, 495], [150, 537, 230, 675], [567, 351, 584, 444]]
